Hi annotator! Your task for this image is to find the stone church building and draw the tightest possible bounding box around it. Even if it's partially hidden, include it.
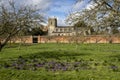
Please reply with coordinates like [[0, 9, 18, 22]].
[[48, 18, 91, 36], [1, 18, 120, 44]]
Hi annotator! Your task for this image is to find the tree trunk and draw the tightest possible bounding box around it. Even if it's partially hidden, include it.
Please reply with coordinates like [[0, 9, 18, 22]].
[[0, 42, 4, 52], [0, 42, 2, 52], [0, 42, 5, 52], [0, 35, 11, 52]]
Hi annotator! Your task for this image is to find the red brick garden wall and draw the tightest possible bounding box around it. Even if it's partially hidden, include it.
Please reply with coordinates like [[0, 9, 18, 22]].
[[6, 35, 120, 43]]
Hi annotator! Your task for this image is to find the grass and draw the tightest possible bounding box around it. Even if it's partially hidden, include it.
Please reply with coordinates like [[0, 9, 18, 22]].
[[0, 43, 120, 80]]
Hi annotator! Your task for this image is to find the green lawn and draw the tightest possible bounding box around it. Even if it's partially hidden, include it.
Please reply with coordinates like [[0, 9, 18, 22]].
[[0, 43, 120, 80]]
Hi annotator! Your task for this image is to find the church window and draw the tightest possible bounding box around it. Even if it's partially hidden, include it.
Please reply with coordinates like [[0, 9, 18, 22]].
[[56, 29, 58, 32], [60, 28, 62, 32], [64, 29, 67, 32], [69, 28, 71, 31]]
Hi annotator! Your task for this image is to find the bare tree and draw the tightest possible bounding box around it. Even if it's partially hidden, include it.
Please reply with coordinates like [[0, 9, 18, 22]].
[[0, 1, 44, 51], [66, 0, 120, 35]]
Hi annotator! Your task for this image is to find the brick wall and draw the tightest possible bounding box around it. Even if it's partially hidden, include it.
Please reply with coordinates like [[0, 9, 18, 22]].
[[5, 35, 120, 43], [38, 35, 120, 43]]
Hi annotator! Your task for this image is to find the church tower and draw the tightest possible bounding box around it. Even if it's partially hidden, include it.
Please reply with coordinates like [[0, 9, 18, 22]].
[[48, 18, 57, 36]]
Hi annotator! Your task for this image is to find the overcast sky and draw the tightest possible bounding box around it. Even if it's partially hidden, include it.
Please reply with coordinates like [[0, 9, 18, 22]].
[[2, 0, 90, 26]]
